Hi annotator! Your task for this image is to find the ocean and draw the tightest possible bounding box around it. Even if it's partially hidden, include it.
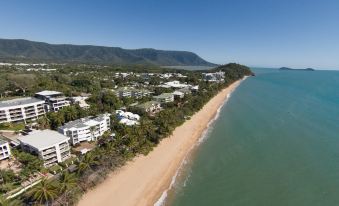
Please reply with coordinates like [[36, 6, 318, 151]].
[[162, 68, 339, 206]]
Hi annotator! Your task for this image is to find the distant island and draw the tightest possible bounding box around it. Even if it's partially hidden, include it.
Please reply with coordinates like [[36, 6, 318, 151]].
[[279, 67, 315, 71]]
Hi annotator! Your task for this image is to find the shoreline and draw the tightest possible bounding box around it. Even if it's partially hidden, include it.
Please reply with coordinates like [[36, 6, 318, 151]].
[[78, 77, 247, 206]]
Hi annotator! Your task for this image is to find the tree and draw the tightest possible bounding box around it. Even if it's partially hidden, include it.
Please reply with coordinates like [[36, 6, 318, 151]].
[[57, 172, 78, 204], [7, 74, 36, 95], [78, 153, 99, 174], [0, 78, 9, 98], [0, 169, 18, 184], [27, 178, 58, 205], [37, 116, 50, 129]]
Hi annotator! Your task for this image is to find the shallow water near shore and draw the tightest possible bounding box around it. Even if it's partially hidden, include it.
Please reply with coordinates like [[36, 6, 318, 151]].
[[164, 68, 339, 206]]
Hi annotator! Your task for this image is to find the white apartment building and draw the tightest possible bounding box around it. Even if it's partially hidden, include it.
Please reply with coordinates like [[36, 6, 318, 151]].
[[0, 97, 46, 124], [114, 88, 132, 98], [159, 81, 191, 89], [0, 138, 11, 161], [131, 89, 151, 99], [58, 113, 111, 145], [18, 130, 71, 167], [114, 88, 151, 99], [35, 90, 70, 112], [202, 71, 225, 82]]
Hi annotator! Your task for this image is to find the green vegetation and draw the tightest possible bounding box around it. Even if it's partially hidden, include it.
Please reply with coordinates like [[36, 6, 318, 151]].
[[0, 62, 253, 205], [0, 38, 215, 66], [0, 123, 25, 131]]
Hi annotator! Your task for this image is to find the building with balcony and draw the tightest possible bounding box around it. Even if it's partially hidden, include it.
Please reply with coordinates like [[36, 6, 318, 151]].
[[35, 90, 70, 112], [114, 87, 132, 98], [18, 130, 71, 167], [0, 97, 46, 124], [58, 113, 111, 145], [114, 87, 151, 99], [202, 71, 225, 82], [153, 93, 174, 103], [0, 138, 11, 161]]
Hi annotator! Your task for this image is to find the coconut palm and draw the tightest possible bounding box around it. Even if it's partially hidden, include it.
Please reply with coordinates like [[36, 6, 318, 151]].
[[57, 172, 78, 204], [28, 178, 58, 205], [0, 195, 23, 206], [78, 153, 99, 173]]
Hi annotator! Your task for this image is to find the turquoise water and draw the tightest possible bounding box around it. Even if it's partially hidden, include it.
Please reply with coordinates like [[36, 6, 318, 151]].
[[166, 68, 339, 206]]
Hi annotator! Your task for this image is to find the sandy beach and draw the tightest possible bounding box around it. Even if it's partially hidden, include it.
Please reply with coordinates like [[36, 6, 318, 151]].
[[78, 78, 246, 206]]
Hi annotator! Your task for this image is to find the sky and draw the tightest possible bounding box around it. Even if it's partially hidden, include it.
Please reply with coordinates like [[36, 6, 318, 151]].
[[1, 0, 339, 69]]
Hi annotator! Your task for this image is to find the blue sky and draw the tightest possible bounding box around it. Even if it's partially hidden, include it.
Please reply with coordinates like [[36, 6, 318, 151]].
[[1, 0, 339, 69]]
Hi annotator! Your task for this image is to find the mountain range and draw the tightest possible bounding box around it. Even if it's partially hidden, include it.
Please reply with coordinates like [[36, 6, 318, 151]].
[[0, 39, 215, 66]]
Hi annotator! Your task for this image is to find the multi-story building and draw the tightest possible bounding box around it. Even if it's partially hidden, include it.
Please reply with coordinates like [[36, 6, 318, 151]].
[[0, 138, 11, 161], [0, 97, 46, 124], [18, 130, 71, 167], [58, 113, 111, 145], [114, 88, 132, 98], [114, 88, 151, 99], [131, 89, 151, 99], [202, 71, 225, 82], [153, 93, 174, 103], [35, 90, 70, 112]]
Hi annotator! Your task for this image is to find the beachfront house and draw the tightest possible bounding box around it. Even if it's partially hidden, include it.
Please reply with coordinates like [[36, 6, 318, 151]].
[[116, 110, 140, 126], [0, 97, 46, 124], [135, 101, 162, 114], [18, 130, 71, 167], [153, 93, 174, 103], [58, 113, 111, 145], [202, 71, 225, 82], [0, 138, 11, 161], [159, 81, 191, 89], [35, 90, 70, 112]]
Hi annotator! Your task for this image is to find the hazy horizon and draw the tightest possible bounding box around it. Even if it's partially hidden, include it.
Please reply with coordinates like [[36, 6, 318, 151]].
[[1, 0, 339, 69]]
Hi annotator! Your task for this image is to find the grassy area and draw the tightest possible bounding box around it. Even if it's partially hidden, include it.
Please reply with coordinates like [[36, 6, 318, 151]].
[[48, 165, 62, 174], [59, 157, 78, 168], [0, 123, 25, 131]]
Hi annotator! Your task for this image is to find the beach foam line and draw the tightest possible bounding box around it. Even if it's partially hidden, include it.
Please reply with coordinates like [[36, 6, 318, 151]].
[[153, 81, 242, 206], [78, 77, 248, 206]]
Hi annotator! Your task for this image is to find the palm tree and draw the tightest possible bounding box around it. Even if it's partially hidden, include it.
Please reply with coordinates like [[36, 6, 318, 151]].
[[0, 195, 23, 206], [37, 116, 50, 129], [28, 178, 58, 205], [57, 172, 78, 204], [78, 153, 99, 173]]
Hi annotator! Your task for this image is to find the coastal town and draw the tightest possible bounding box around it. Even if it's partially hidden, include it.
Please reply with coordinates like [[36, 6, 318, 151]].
[[0, 62, 252, 205]]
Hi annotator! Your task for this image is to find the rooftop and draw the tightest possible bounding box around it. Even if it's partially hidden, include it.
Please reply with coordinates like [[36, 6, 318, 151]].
[[0, 97, 44, 108], [35, 90, 62, 97], [59, 114, 110, 130], [0, 136, 8, 145], [18, 130, 69, 150], [136, 101, 160, 109], [154, 93, 174, 99]]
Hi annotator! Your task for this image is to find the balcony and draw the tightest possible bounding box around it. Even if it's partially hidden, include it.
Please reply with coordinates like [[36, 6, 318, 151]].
[[42, 148, 56, 155], [43, 153, 57, 160], [44, 158, 58, 166]]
